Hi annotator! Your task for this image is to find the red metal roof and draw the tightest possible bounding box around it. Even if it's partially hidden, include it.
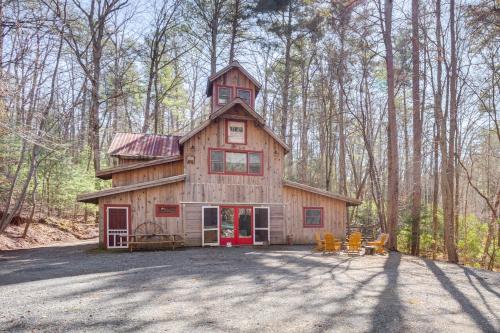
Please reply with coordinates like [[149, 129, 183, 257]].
[[108, 133, 181, 158]]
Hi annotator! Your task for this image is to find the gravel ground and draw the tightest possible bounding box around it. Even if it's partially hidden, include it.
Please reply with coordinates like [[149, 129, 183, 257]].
[[0, 242, 499, 333]]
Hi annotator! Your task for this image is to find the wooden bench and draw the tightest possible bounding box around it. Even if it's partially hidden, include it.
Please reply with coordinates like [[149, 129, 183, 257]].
[[128, 222, 184, 252], [128, 234, 184, 252]]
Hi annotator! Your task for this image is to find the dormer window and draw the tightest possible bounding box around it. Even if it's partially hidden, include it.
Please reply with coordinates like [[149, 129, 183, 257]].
[[218, 86, 231, 105], [237, 88, 252, 106]]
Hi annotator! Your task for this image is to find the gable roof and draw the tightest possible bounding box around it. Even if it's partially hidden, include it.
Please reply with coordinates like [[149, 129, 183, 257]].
[[179, 99, 290, 153], [77, 174, 186, 204], [209, 97, 265, 124], [283, 179, 362, 206], [108, 133, 181, 159], [96, 155, 183, 180], [206, 60, 262, 97]]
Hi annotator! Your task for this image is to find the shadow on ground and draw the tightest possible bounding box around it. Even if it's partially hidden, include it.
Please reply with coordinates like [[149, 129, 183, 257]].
[[0, 243, 498, 332]]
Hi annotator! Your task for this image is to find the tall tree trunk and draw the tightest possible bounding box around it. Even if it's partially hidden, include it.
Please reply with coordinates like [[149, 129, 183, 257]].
[[281, 1, 292, 141], [228, 0, 240, 63], [299, 57, 310, 182], [410, 0, 422, 256], [432, 124, 439, 259], [382, 0, 399, 251], [445, 0, 459, 263], [336, 8, 350, 195], [210, 3, 220, 75]]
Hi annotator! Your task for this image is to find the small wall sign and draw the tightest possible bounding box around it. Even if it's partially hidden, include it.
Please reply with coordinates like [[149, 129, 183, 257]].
[[155, 204, 180, 217]]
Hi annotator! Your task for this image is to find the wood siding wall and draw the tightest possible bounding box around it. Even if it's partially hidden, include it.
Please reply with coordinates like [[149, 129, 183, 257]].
[[98, 99, 351, 248], [182, 105, 285, 203], [212, 68, 256, 111], [98, 182, 184, 247], [112, 160, 184, 187], [283, 186, 347, 244]]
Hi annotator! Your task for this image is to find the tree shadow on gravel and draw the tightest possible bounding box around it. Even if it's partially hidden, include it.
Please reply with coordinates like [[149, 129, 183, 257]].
[[425, 260, 497, 332], [370, 252, 405, 332]]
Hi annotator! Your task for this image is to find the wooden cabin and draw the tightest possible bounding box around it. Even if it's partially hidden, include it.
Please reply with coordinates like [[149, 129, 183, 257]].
[[77, 61, 361, 249]]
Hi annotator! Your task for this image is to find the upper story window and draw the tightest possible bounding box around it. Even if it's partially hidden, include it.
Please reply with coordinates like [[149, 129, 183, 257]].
[[226, 120, 246, 144], [303, 207, 324, 228], [209, 148, 263, 176], [237, 88, 252, 106], [218, 86, 231, 105]]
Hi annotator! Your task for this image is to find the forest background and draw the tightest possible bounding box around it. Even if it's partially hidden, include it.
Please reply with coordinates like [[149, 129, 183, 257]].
[[0, 0, 498, 270]]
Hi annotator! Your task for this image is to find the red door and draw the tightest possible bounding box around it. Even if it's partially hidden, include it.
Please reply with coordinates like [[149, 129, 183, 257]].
[[107, 207, 129, 248], [220, 206, 253, 246]]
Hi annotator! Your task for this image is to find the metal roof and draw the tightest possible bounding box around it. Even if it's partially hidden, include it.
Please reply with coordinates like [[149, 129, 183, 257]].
[[108, 133, 181, 158]]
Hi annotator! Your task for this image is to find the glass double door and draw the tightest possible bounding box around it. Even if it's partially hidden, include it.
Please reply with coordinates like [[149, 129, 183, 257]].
[[220, 206, 253, 246]]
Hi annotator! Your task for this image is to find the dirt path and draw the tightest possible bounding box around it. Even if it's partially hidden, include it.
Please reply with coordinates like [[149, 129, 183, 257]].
[[0, 245, 498, 332]]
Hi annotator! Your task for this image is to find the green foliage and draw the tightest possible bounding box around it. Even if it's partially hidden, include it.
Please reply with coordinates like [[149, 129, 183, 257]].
[[36, 148, 110, 215], [456, 214, 489, 266], [396, 205, 493, 267]]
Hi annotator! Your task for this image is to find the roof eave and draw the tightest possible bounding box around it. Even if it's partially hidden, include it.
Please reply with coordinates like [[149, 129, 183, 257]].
[[96, 155, 183, 180], [77, 174, 186, 204], [283, 179, 362, 205]]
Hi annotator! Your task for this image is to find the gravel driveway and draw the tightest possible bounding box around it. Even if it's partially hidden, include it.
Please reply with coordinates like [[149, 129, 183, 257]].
[[0, 242, 499, 332]]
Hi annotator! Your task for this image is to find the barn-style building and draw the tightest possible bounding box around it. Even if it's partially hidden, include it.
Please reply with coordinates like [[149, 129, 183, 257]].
[[77, 61, 361, 249]]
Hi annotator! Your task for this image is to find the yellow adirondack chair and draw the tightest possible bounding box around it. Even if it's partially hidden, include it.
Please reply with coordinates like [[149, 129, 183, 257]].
[[367, 233, 389, 254], [314, 232, 325, 251], [347, 231, 362, 254], [323, 233, 342, 253]]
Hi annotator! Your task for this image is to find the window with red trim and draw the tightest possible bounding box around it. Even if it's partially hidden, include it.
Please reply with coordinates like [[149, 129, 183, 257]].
[[225, 120, 246, 144], [155, 204, 180, 217], [303, 207, 324, 228], [236, 88, 252, 106], [218, 86, 231, 105], [209, 149, 263, 176]]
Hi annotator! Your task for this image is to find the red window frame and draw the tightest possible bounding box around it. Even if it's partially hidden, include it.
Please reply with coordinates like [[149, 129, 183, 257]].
[[208, 148, 264, 176], [303, 207, 324, 228], [216, 85, 233, 106], [236, 87, 253, 107], [225, 119, 247, 145], [155, 204, 180, 217]]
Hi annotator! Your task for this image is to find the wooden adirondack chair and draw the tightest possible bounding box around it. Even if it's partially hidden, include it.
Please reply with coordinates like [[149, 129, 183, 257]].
[[367, 233, 389, 254], [314, 232, 325, 251], [347, 231, 362, 254], [323, 233, 341, 254]]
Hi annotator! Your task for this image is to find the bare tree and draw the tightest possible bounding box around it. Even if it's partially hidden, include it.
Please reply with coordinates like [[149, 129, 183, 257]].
[[379, 0, 399, 251], [410, 0, 422, 255], [60, 0, 129, 171], [142, 0, 181, 133]]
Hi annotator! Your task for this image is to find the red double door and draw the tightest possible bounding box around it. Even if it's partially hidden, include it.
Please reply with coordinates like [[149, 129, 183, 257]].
[[220, 206, 253, 246]]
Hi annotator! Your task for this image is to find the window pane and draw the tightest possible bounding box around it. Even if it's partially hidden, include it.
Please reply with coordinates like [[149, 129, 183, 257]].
[[221, 208, 235, 238], [203, 207, 218, 228], [237, 89, 251, 105], [204, 230, 218, 244], [226, 152, 247, 173], [255, 229, 269, 243], [238, 208, 252, 237], [210, 150, 224, 173], [248, 153, 262, 174], [255, 208, 269, 228], [218, 87, 231, 104], [305, 209, 322, 225]]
